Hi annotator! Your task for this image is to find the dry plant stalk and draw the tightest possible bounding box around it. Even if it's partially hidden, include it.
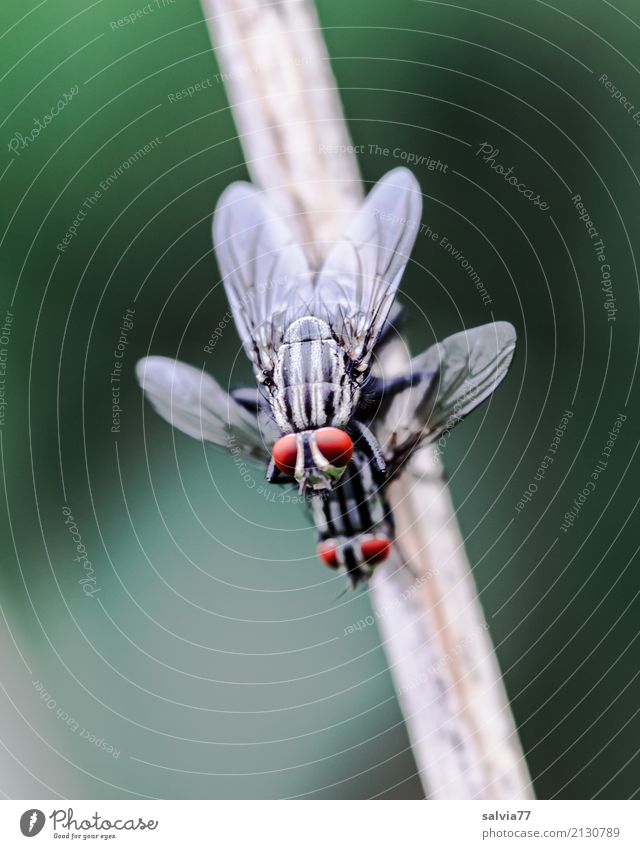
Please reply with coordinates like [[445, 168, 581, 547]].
[[201, 0, 534, 799], [203, 0, 362, 263]]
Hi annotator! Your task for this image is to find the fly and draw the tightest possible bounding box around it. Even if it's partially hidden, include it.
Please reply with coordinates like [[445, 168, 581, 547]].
[[136, 321, 516, 588], [310, 320, 518, 587], [212, 167, 422, 491]]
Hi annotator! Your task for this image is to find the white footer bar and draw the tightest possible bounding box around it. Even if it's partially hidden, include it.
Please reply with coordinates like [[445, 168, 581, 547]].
[[0, 799, 638, 848]]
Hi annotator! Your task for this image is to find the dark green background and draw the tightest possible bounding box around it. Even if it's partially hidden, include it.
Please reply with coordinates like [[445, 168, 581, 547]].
[[0, 0, 638, 799]]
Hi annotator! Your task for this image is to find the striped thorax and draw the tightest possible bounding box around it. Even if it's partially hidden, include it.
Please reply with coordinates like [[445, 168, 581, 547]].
[[212, 168, 424, 492]]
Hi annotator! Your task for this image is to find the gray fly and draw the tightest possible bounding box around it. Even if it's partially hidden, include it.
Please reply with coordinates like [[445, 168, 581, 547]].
[[136, 321, 516, 587], [212, 167, 422, 492]]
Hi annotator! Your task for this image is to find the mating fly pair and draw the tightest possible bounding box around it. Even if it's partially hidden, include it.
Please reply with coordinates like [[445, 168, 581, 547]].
[[136, 321, 515, 586], [136, 168, 517, 585]]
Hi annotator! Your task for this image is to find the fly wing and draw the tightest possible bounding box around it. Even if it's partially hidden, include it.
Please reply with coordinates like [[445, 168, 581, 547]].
[[212, 183, 313, 378], [136, 356, 272, 464], [315, 168, 422, 371], [379, 322, 517, 475], [369, 301, 405, 377]]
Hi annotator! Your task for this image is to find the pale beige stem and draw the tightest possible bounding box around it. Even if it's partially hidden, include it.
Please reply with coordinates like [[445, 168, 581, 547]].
[[200, 0, 534, 799], [202, 0, 362, 265]]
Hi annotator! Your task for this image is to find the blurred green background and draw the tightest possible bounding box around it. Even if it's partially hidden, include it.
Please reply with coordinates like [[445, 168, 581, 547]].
[[0, 0, 638, 799]]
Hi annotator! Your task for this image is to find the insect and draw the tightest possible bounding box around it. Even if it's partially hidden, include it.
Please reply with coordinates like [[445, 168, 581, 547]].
[[136, 321, 516, 587], [310, 320, 517, 586], [212, 167, 422, 492]]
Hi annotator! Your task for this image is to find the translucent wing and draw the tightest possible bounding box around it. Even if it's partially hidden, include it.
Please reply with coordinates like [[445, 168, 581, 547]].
[[379, 321, 517, 475], [136, 356, 272, 465], [315, 168, 422, 370], [369, 302, 405, 377], [212, 183, 313, 377]]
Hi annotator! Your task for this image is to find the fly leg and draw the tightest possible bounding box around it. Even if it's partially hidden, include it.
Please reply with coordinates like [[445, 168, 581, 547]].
[[265, 456, 295, 485], [363, 369, 430, 406], [354, 369, 431, 430], [348, 420, 387, 480]]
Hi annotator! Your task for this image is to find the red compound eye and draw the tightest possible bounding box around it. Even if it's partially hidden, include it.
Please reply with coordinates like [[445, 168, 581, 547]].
[[361, 537, 391, 564], [318, 542, 339, 569], [315, 428, 353, 468], [272, 434, 298, 476]]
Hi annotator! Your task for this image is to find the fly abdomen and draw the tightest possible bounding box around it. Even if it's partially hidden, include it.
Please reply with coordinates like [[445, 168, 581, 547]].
[[312, 457, 389, 541], [311, 451, 394, 585]]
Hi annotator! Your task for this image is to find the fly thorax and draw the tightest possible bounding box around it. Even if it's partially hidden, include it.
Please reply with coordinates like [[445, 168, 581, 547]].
[[282, 316, 332, 345], [271, 316, 355, 431]]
